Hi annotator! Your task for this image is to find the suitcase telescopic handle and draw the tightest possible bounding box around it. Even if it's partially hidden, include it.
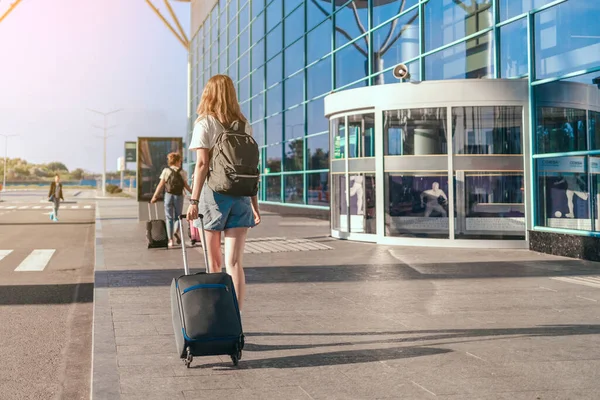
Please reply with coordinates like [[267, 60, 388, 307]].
[[178, 214, 209, 275]]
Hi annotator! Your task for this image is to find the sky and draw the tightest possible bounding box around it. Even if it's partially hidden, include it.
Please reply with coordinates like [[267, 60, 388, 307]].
[[0, 0, 190, 173]]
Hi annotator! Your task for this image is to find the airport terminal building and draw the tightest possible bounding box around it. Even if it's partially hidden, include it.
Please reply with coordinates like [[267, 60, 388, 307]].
[[187, 0, 600, 258]]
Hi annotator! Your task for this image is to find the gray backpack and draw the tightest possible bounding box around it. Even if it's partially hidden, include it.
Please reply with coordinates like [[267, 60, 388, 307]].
[[207, 120, 260, 197]]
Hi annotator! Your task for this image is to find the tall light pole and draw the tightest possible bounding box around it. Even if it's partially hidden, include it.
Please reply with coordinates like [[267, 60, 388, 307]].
[[87, 108, 122, 197], [0, 134, 19, 196]]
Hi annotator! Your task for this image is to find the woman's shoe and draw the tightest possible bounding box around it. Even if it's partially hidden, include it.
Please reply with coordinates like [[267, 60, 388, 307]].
[[174, 232, 181, 245]]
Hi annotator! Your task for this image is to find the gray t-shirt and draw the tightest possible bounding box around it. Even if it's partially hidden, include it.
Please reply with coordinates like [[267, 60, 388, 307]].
[[188, 115, 253, 151], [160, 166, 188, 182]]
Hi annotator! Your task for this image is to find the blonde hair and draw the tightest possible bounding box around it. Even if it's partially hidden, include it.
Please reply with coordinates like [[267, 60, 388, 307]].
[[196, 75, 247, 126], [167, 152, 181, 166]]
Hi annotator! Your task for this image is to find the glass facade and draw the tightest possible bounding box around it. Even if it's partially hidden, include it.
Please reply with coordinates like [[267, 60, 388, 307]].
[[188, 0, 600, 242]]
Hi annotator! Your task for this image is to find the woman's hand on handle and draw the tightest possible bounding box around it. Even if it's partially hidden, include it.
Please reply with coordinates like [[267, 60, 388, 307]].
[[186, 204, 198, 221]]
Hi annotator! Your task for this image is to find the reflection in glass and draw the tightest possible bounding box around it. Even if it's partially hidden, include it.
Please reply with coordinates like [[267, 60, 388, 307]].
[[455, 173, 525, 239], [265, 144, 282, 173], [266, 113, 283, 145], [307, 133, 329, 170], [266, 175, 281, 201], [499, 0, 553, 21], [332, 117, 345, 159], [284, 74, 304, 108], [500, 18, 527, 78], [308, 172, 329, 206], [335, 39, 369, 88], [590, 157, 600, 230], [331, 174, 345, 230], [348, 174, 376, 234], [284, 139, 304, 172], [266, 84, 282, 116], [266, 24, 283, 59], [252, 65, 264, 95], [307, 18, 332, 64], [251, 93, 263, 123], [307, 57, 332, 99], [284, 106, 304, 140], [425, 0, 493, 52], [536, 157, 591, 231], [373, 0, 419, 28], [385, 173, 450, 238], [285, 174, 304, 204], [307, 0, 330, 32], [535, 0, 600, 80], [285, 5, 304, 46], [307, 97, 328, 135], [536, 107, 587, 154], [425, 32, 494, 80], [371, 9, 419, 81], [334, 4, 369, 49], [347, 113, 375, 158], [591, 112, 600, 150], [267, 54, 282, 86], [252, 38, 265, 69], [251, 120, 264, 148], [453, 106, 523, 155], [285, 39, 304, 76], [384, 108, 447, 156]]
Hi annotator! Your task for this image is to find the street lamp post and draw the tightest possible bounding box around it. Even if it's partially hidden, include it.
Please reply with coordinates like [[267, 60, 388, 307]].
[[87, 108, 122, 197], [0, 134, 18, 197]]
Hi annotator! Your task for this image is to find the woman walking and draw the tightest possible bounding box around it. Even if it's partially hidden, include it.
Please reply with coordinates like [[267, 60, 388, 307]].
[[48, 174, 64, 222], [151, 152, 192, 248], [186, 74, 261, 312]]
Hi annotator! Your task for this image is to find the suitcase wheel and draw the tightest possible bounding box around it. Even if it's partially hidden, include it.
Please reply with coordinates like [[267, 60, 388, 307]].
[[230, 349, 242, 366], [184, 347, 193, 368]]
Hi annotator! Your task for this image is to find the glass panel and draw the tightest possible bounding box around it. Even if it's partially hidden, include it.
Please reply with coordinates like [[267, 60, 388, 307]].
[[266, 144, 282, 174], [266, 1, 282, 32], [285, 5, 304, 46], [331, 174, 346, 231], [267, 24, 283, 59], [267, 53, 282, 86], [373, 0, 419, 28], [251, 119, 264, 148], [307, 0, 330, 32], [384, 108, 447, 156], [500, 18, 528, 78], [334, 3, 369, 49], [307, 57, 332, 99], [335, 39, 369, 88], [332, 116, 346, 160], [266, 84, 283, 116], [385, 173, 450, 238], [307, 97, 328, 135], [453, 106, 523, 155], [285, 106, 304, 140], [266, 113, 283, 145], [590, 156, 600, 231], [308, 172, 329, 206], [536, 107, 587, 154], [251, 93, 264, 122], [591, 111, 600, 150], [425, 32, 494, 80], [307, 133, 330, 170], [252, 11, 264, 41], [347, 113, 375, 158], [285, 38, 304, 76], [239, 2, 249, 29], [499, 0, 554, 21], [252, 0, 264, 19], [372, 60, 420, 85], [537, 156, 591, 231], [239, 76, 250, 103], [285, 0, 303, 16], [285, 174, 304, 204], [347, 174, 377, 234], [239, 28, 250, 55], [229, 39, 238, 65], [535, 0, 600, 80], [239, 50, 250, 78], [425, 0, 492, 52], [456, 173, 525, 239], [252, 38, 265, 69], [252, 65, 264, 95], [241, 102, 250, 124], [307, 19, 332, 64], [284, 139, 304, 171], [372, 9, 419, 75], [284, 74, 304, 107], [228, 15, 237, 44], [266, 175, 281, 201]]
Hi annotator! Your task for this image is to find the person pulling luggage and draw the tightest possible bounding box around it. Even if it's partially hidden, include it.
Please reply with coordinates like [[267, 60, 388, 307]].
[[151, 152, 192, 248], [186, 74, 261, 312]]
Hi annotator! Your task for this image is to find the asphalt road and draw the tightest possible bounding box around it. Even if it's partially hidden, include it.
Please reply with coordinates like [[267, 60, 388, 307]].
[[0, 190, 95, 400]]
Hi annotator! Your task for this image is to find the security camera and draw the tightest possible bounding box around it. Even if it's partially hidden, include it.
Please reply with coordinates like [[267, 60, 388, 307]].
[[393, 63, 411, 81]]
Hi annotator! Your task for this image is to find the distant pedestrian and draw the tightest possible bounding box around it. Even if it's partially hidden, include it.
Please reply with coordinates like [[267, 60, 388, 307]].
[[151, 152, 192, 248], [48, 174, 64, 222]]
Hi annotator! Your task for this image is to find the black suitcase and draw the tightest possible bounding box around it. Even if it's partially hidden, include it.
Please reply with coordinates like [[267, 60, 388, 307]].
[[146, 203, 168, 249], [171, 214, 244, 368]]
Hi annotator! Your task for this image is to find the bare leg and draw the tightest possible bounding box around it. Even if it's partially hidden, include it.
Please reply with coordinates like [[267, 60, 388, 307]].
[[203, 230, 223, 273], [574, 191, 589, 201], [566, 191, 575, 218], [223, 227, 249, 311]]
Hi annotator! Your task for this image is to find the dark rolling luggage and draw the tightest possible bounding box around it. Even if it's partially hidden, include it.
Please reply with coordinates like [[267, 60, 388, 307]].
[[146, 203, 168, 249], [171, 214, 244, 368]]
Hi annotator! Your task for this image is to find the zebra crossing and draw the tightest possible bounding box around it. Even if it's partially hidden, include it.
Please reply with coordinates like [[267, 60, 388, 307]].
[[0, 204, 93, 210], [0, 249, 56, 272]]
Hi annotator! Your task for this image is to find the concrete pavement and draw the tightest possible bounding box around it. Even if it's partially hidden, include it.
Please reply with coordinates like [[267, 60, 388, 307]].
[[92, 196, 600, 399]]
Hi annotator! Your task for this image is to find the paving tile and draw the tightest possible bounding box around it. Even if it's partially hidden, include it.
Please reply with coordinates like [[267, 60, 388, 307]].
[[183, 386, 312, 400], [119, 375, 240, 393]]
